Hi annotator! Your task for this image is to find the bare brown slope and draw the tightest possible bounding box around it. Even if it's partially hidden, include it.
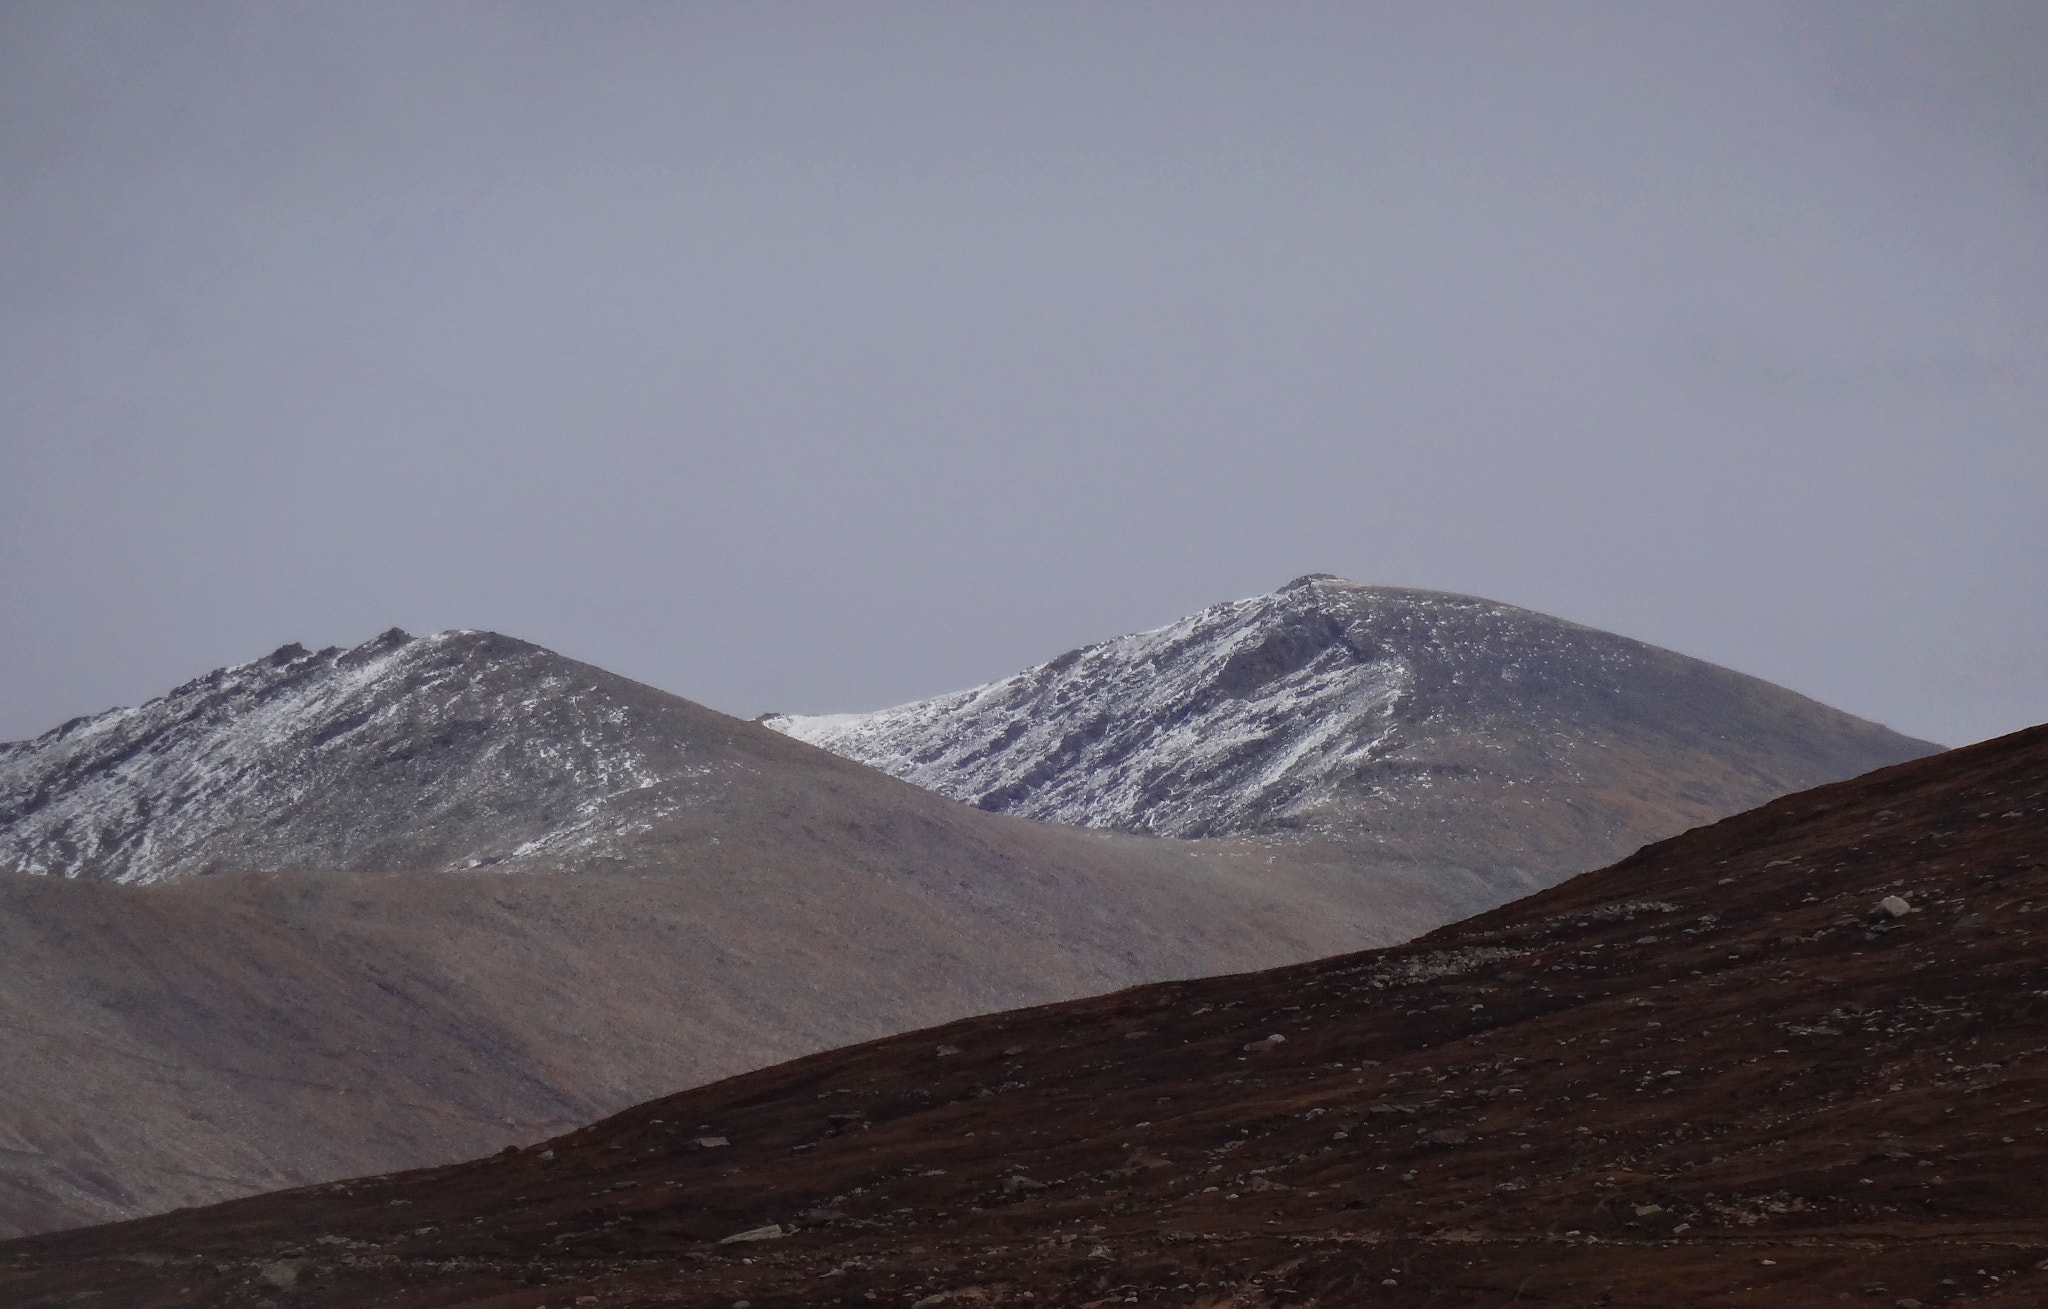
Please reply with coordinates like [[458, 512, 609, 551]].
[[0, 699, 1466, 1239], [11, 724, 2041, 1308]]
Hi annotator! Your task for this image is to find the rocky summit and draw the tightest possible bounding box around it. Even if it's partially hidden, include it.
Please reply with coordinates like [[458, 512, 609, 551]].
[[7, 723, 2042, 1307], [769, 577, 1937, 895]]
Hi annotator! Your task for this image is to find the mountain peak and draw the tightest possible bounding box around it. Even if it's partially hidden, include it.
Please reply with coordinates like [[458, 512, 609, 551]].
[[0, 628, 682, 882], [1278, 570, 1343, 591], [768, 585, 1936, 886]]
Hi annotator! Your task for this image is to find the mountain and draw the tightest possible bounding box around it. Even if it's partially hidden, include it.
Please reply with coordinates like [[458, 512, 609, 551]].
[[768, 576, 1938, 896], [0, 630, 1456, 1237], [8, 725, 2041, 1308], [1, 627, 713, 883]]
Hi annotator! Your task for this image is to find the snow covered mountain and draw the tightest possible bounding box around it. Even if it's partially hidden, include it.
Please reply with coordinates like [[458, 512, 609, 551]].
[[0, 599, 1944, 1234], [0, 628, 712, 883], [766, 576, 1938, 885]]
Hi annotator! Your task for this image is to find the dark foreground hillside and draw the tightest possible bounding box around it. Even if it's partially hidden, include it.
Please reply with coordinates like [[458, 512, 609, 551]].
[[5, 725, 2045, 1308]]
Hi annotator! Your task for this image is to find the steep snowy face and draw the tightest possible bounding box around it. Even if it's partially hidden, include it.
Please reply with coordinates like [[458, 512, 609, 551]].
[[0, 629, 701, 883], [766, 576, 1938, 855], [764, 577, 1567, 837], [771, 578, 1422, 836]]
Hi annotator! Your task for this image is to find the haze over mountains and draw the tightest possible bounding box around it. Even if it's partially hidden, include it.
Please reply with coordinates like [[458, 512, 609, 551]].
[[0, 580, 1936, 1236], [769, 577, 1938, 894]]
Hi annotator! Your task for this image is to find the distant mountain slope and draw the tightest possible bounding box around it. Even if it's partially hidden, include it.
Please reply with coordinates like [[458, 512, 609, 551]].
[[10, 725, 2043, 1309], [0, 630, 1459, 1237], [768, 576, 1937, 891]]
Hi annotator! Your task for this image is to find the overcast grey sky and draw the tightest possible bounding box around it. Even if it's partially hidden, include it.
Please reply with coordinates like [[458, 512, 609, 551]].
[[3, 2, 2043, 748]]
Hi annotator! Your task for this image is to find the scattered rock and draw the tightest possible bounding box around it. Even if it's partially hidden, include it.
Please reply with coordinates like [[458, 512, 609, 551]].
[[1878, 895, 1912, 918], [1243, 1034, 1286, 1053], [718, 1224, 786, 1246], [257, 1259, 315, 1288]]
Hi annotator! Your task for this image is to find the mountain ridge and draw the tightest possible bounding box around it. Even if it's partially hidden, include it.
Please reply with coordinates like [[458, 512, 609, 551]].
[[0, 599, 1940, 1238]]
